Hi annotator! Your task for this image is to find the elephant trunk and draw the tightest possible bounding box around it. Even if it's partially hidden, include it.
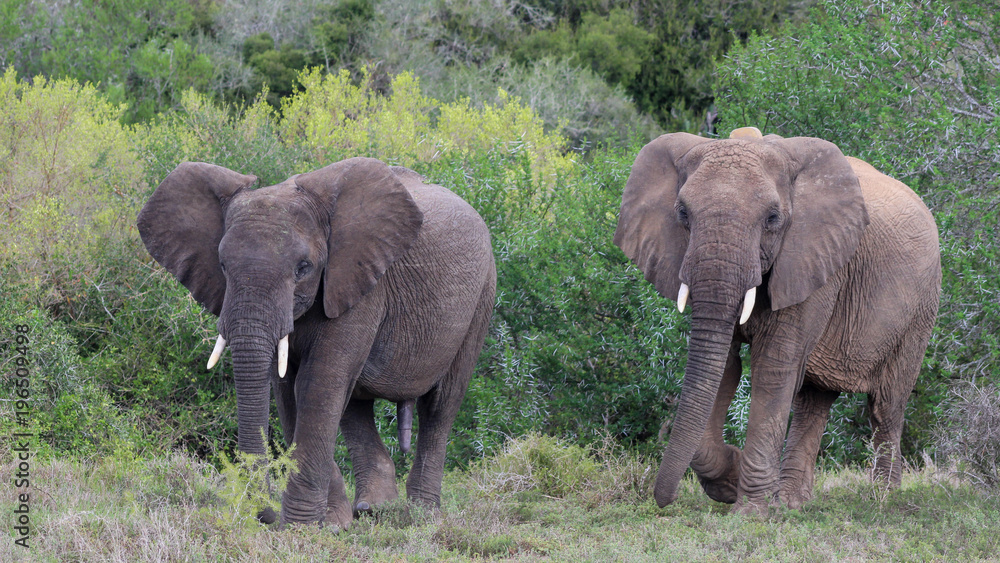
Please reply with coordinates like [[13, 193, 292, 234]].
[[219, 285, 295, 457], [229, 330, 276, 457], [655, 237, 756, 507], [655, 310, 737, 506]]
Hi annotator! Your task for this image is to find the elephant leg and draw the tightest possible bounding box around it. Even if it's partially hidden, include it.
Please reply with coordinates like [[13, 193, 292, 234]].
[[868, 328, 927, 488], [340, 398, 399, 514], [272, 365, 297, 448], [283, 375, 353, 529], [734, 288, 837, 515], [779, 382, 839, 508], [283, 310, 382, 529], [691, 340, 743, 503], [405, 288, 491, 508]]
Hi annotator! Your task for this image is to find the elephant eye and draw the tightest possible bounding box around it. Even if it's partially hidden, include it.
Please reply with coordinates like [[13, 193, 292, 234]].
[[295, 260, 313, 280], [220, 262, 227, 273], [765, 210, 783, 230], [676, 204, 690, 228]]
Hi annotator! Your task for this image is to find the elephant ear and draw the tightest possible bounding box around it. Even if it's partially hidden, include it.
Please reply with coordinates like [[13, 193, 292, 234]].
[[614, 133, 712, 300], [137, 162, 257, 315], [767, 137, 869, 310], [294, 157, 423, 318]]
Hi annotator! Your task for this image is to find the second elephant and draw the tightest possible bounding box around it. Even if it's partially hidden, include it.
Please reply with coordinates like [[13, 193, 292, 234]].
[[615, 128, 941, 514]]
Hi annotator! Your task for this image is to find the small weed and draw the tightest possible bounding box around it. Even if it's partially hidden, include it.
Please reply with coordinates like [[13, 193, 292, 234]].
[[216, 431, 297, 526]]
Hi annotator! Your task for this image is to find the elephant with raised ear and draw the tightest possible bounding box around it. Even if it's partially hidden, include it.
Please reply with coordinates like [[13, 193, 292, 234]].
[[614, 127, 941, 514], [137, 158, 496, 528]]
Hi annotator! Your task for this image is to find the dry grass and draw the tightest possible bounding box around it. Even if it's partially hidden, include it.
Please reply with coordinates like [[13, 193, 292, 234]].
[[934, 381, 1000, 495], [2, 438, 998, 561]]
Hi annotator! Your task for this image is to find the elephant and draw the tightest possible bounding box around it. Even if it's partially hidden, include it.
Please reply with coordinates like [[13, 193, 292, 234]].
[[614, 127, 941, 514], [137, 157, 496, 528]]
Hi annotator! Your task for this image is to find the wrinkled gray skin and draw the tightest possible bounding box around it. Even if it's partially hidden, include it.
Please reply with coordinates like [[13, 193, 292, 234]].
[[138, 158, 496, 528], [614, 133, 941, 514]]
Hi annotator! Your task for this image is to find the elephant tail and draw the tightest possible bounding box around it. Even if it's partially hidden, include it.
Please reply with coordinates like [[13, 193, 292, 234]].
[[398, 399, 415, 454]]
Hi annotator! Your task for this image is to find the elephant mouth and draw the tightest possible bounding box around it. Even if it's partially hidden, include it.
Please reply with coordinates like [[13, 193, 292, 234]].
[[677, 282, 757, 325], [206, 333, 291, 377]]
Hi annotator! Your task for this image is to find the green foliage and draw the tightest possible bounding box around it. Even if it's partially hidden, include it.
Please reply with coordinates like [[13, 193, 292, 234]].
[[716, 0, 1000, 464], [428, 55, 659, 150], [36, 0, 214, 122], [135, 88, 301, 186], [281, 67, 575, 184], [426, 140, 688, 462], [217, 433, 297, 525], [514, 8, 655, 91], [132, 38, 215, 120], [242, 33, 309, 107], [0, 68, 143, 311], [0, 296, 142, 459], [629, 0, 804, 132], [309, 0, 377, 69]]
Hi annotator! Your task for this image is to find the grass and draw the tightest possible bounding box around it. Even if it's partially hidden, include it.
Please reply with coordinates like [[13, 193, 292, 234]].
[[2, 438, 998, 562]]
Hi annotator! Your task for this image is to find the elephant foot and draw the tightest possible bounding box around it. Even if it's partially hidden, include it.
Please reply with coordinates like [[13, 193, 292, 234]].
[[732, 493, 781, 517], [354, 482, 400, 517], [699, 474, 739, 504], [322, 501, 354, 532], [778, 481, 814, 509], [693, 444, 742, 504]]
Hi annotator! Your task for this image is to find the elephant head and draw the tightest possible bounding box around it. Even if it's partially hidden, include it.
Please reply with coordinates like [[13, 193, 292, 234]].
[[614, 128, 868, 507], [137, 158, 422, 459]]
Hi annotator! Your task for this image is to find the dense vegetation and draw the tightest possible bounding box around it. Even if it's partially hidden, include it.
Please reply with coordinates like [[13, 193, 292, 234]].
[[1, 0, 998, 540]]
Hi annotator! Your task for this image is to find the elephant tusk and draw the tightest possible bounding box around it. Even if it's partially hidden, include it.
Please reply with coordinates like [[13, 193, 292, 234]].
[[677, 283, 690, 313], [740, 287, 757, 325], [277, 335, 289, 378], [207, 335, 226, 369]]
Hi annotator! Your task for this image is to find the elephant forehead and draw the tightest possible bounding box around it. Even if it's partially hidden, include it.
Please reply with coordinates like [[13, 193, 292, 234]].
[[697, 141, 774, 171], [682, 142, 783, 196], [229, 185, 318, 222]]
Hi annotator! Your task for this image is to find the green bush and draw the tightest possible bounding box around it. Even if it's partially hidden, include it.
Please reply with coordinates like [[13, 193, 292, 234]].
[[0, 68, 144, 303], [424, 140, 690, 463], [280, 67, 575, 186], [628, 0, 806, 132], [513, 8, 655, 92], [421, 54, 649, 150]]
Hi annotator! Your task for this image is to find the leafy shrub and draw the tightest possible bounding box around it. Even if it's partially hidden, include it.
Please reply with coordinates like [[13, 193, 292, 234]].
[[280, 67, 575, 186], [135, 89, 301, 186], [0, 68, 144, 305], [514, 8, 655, 91], [0, 295, 145, 459], [429, 55, 659, 149], [242, 33, 308, 107], [425, 141, 692, 465], [629, 0, 807, 132]]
